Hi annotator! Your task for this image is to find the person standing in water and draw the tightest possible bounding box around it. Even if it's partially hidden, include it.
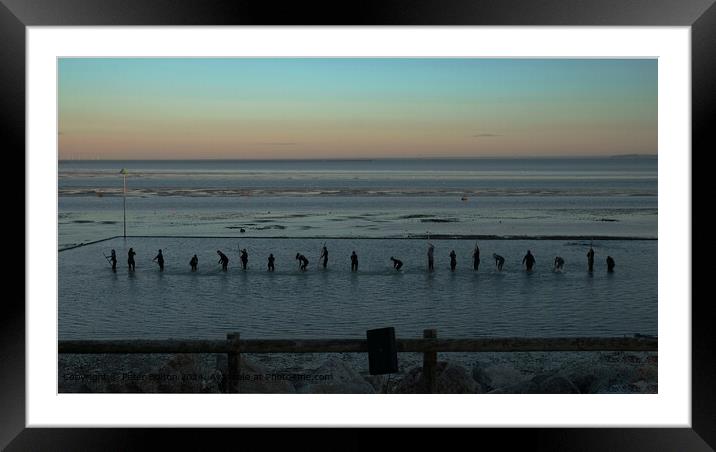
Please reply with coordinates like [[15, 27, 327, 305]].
[[320, 245, 328, 269], [127, 248, 136, 272], [472, 244, 480, 271], [190, 254, 198, 272], [390, 256, 403, 271], [553, 256, 565, 271], [587, 247, 595, 272], [606, 256, 615, 272], [240, 248, 248, 270], [350, 251, 358, 272], [522, 250, 535, 271], [217, 250, 229, 271], [449, 250, 457, 272], [493, 253, 505, 271], [153, 249, 165, 271], [267, 253, 275, 272], [109, 249, 117, 272], [296, 253, 309, 271], [427, 243, 435, 272]]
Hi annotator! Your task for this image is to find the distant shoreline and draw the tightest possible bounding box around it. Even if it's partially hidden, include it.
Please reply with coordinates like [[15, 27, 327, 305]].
[[59, 235, 657, 252], [59, 155, 658, 163]]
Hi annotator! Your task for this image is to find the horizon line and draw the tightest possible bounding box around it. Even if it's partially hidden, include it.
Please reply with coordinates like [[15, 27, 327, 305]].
[[58, 153, 658, 162]]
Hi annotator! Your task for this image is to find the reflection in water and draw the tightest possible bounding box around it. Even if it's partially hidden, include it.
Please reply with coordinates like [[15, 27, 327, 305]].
[[59, 237, 657, 340]]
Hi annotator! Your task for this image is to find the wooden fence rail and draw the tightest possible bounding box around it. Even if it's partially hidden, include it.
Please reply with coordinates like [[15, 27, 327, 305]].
[[58, 330, 657, 393]]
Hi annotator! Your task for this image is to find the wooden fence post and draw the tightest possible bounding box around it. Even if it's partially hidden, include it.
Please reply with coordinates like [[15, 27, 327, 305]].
[[423, 329, 437, 393], [227, 333, 241, 393]]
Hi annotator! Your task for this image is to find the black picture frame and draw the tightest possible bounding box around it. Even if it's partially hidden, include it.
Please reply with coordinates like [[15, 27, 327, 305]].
[[6, 0, 711, 449]]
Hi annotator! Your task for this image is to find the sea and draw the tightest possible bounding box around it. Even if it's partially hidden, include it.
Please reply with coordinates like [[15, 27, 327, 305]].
[[58, 157, 657, 340]]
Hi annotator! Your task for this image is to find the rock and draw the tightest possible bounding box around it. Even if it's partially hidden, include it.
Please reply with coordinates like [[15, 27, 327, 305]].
[[594, 383, 632, 394], [549, 358, 658, 394], [145, 353, 222, 393], [594, 379, 656, 394], [477, 362, 530, 390], [392, 367, 424, 393], [297, 356, 375, 393], [393, 362, 481, 394], [471, 362, 494, 391], [364, 374, 390, 393], [565, 366, 628, 394], [490, 372, 580, 394], [628, 380, 658, 394], [215, 354, 296, 393], [598, 351, 645, 364], [59, 353, 225, 393], [635, 363, 658, 382], [439, 362, 482, 393]]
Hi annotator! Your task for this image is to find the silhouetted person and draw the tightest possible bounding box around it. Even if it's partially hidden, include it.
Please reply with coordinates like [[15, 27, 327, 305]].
[[606, 256, 615, 272], [240, 248, 248, 270], [190, 254, 198, 272], [296, 253, 309, 271], [472, 244, 480, 271], [427, 243, 435, 271], [350, 251, 358, 272], [153, 249, 164, 271], [390, 256, 403, 271], [522, 250, 535, 271], [320, 246, 328, 268], [110, 249, 117, 272], [493, 253, 504, 271], [554, 256, 565, 271], [217, 250, 229, 271], [267, 253, 275, 272], [449, 250, 457, 271], [127, 248, 136, 271], [587, 247, 595, 272]]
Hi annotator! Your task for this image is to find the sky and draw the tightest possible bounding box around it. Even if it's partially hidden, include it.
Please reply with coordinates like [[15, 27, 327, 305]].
[[58, 58, 657, 160]]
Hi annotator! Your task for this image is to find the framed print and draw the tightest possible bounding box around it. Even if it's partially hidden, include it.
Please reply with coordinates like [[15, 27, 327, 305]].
[[7, 0, 712, 449]]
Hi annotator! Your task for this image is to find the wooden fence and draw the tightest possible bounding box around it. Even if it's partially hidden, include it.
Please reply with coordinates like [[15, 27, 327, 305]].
[[59, 329, 657, 393]]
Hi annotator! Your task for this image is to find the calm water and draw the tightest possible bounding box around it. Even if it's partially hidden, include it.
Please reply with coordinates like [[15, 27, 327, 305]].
[[58, 158, 657, 340], [58, 158, 658, 249], [58, 237, 657, 340]]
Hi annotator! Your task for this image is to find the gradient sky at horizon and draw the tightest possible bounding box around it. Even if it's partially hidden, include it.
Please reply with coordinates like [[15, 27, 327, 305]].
[[58, 58, 657, 160]]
